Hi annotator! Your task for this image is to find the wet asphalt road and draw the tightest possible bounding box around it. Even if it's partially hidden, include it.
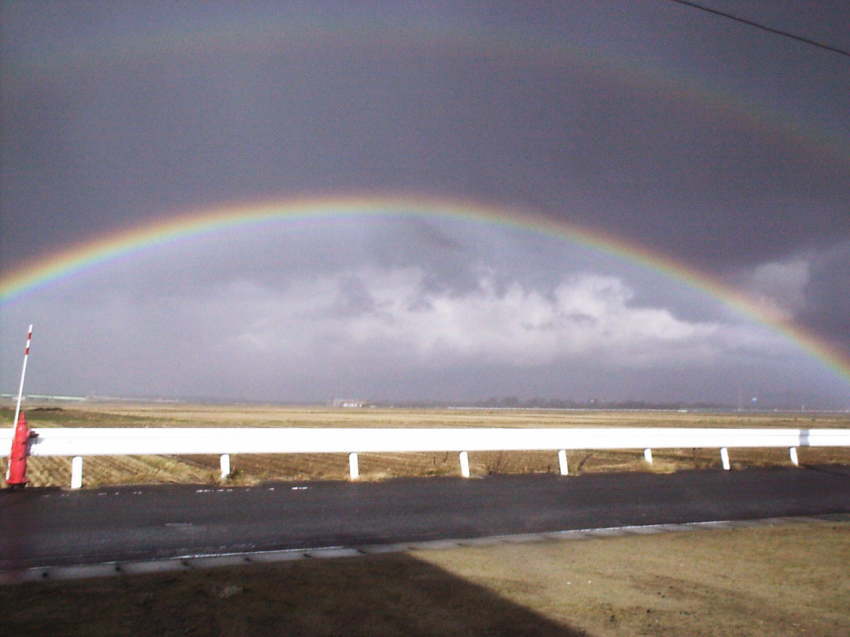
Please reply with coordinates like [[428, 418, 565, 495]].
[[1, 466, 848, 570]]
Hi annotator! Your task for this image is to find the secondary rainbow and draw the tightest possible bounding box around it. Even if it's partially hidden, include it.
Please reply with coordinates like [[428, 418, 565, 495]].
[[11, 16, 849, 167], [2, 194, 849, 383]]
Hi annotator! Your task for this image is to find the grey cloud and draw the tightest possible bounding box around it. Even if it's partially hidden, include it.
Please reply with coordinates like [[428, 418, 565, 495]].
[[800, 241, 850, 347], [329, 275, 378, 316], [742, 256, 810, 318]]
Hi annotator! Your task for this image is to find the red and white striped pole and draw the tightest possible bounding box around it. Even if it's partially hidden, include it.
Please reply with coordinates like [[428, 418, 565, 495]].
[[6, 325, 32, 483], [12, 325, 33, 431]]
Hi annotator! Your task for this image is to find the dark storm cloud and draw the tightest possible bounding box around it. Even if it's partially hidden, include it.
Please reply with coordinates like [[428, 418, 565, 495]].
[[800, 242, 850, 341], [1, 1, 848, 402], [3, 1, 847, 265]]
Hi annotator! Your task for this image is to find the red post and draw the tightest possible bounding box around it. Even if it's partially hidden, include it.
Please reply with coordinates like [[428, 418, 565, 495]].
[[6, 411, 36, 487]]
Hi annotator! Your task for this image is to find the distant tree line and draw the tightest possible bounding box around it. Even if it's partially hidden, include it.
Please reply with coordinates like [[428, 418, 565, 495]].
[[369, 397, 728, 410]]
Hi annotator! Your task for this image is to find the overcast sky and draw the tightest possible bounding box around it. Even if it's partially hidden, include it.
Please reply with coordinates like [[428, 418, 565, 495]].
[[1, 1, 848, 407]]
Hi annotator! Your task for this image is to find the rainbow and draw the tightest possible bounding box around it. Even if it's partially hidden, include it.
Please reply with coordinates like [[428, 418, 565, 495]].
[[1, 194, 849, 384]]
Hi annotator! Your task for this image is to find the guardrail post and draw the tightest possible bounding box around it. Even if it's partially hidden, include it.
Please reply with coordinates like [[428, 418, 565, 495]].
[[643, 448, 653, 465], [349, 452, 359, 480], [720, 447, 730, 471], [459, 451, 470, 478], [557, 449, 568, 476], [219, 454, 231, 480], [71, 456, 83, 489], [789, 447, 799, 467]]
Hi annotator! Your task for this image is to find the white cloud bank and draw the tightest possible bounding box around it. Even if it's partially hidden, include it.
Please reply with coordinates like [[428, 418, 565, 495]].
[[742, 256, 811, 320], [219, 269, 750, 371], [1, 262, 828, 403]]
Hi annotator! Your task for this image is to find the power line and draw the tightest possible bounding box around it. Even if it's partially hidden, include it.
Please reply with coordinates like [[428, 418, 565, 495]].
[[666, 0, 850, 58]]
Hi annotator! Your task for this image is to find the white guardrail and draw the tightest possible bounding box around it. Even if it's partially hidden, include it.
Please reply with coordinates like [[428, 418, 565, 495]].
[[3, 427, 850, 488]]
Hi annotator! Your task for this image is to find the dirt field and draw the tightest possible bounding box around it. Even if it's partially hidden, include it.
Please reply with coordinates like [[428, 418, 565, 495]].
[[1, 521, 847, 636], [3, 403, 849, 488]]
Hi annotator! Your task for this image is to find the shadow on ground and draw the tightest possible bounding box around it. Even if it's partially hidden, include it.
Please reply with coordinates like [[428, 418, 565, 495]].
[[0, 553, 584, 636]]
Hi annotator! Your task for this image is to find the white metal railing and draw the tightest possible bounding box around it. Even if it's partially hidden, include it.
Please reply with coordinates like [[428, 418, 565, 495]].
[[3, 426, 850, 488]]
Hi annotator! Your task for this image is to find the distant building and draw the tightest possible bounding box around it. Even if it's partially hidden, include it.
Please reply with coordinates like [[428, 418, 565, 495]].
[[331, 398, 367, 408], [1, 393, 87, 403]]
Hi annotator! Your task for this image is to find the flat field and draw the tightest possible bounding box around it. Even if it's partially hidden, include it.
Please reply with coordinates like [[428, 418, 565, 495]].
[[3, 403, 849, 489]]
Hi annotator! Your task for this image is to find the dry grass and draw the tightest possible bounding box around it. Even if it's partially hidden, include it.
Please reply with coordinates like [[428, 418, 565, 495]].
[[1, 522, 847, 636], [3, 403, 849, 488], [11, 402, 850, 429], [417, 520, 850, 636]]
